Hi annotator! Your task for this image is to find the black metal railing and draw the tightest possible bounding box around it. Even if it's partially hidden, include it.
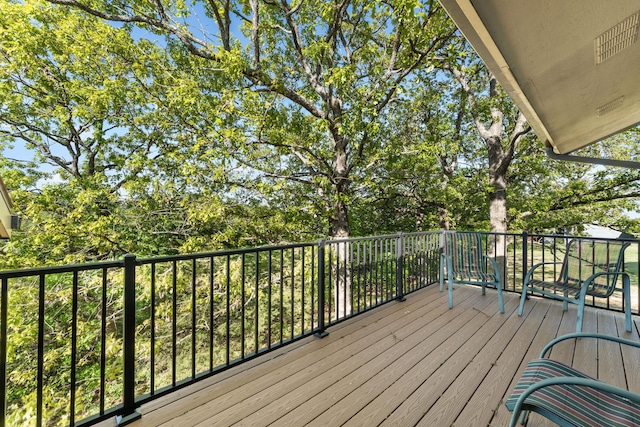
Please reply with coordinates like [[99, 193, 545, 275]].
[[0, 230, 638, 426], [0, 231, 441, 427]]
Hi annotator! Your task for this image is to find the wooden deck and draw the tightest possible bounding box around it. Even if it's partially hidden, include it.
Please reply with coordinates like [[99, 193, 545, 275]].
[[123, 284, 640, 427]]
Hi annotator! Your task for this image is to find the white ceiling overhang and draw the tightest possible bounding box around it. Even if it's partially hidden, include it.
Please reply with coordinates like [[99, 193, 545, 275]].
[[439, 0, 640, 156]]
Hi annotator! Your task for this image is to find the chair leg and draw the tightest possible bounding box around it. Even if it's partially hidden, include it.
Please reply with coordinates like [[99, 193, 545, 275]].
[[576, 302, 585, 333], [448, 280, 454, 309], [518, 285, 528, 316], [497, 284, 505, 314], [519, 410, 527, 425], [623, 276, 632, 332]]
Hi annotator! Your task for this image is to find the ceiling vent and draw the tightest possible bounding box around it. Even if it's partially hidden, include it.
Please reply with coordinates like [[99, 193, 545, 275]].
[[594, 11, 640, 64], [596, 96, 625, 117]]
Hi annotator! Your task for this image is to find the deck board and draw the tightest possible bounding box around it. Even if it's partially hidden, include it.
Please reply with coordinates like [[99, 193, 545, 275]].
[[488, 301, 563, 427], [598, 310, 628, 389], [268, 291, 478, 426], [455, 299, 552, 427], [118, 283, 640, 427]]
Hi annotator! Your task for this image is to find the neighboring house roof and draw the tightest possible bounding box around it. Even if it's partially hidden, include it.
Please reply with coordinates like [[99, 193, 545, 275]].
[[440, 0, 640, 156], [583, 225, 626, 239], [0, 176, 14, 239]]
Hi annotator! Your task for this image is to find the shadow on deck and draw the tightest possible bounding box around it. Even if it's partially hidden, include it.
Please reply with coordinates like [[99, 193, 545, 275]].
[[115, 284, 640, 426]]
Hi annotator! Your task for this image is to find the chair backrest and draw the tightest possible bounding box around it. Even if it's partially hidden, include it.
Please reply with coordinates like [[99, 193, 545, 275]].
[[560, 239, 629, 297], [443, 231, 487, 274]]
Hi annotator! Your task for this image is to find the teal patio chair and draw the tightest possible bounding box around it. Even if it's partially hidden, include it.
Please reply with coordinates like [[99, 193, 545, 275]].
[[506, 332, 640, 427], [518, 239, 632, 333], [440, 231, 505, 313]]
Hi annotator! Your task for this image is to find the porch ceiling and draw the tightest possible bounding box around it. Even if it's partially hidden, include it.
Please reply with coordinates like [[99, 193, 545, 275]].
[[440, 0, 640, 155]]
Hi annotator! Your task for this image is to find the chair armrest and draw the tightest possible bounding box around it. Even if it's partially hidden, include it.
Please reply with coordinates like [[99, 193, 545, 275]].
[[578, 270, 630, 294], [481, 254, 500, 275], [523, 261, 563, 285], [540, 332, 640, 358], [508, 376, 640, 427]]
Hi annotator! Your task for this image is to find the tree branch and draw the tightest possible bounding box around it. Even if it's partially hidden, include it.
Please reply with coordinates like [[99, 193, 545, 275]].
[[47, 0, 219, 60]]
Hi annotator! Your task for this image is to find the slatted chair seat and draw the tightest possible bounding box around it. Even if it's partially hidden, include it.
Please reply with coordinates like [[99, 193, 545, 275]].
[[439, 231, 504, 313], [506, 333, 640, 427], [526, 278, 613, 299], [451, 271, 498, 282], [518, 239, 632, 333]]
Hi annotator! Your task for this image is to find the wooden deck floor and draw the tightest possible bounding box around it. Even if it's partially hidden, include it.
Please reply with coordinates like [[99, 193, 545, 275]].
[[125, 284, 640, 427]]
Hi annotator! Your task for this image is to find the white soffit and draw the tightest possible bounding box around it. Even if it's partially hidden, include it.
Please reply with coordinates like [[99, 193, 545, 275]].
[[440, 0, 640, 155]]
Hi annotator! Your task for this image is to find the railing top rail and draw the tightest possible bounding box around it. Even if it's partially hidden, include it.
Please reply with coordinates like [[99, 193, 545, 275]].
[[455, 230, 635, 244], [134, 241, 318, 266], [0, 259, 123, 279], [0, 231, 442, 278], [322, 231, 439, 245]]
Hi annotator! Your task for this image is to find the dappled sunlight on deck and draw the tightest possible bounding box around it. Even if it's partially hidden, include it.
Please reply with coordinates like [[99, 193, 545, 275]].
[[112, 284, 639, 427]]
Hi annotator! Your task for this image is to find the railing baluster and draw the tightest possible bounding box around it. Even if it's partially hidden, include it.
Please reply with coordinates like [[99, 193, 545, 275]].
[[356, 242, 361, 313], [70, 271, 78, 426], [268, 251, 272, 348], [36, 275, 45, 427], [99, 269, 107, 413], [0, 277, 6, 427], [397, 233, 405, 301], [311, 245, 316, 331], [171, 260, 177, 385], [637, 242, 640, 311], [301, 247, 305, 334], [384, 239, 389, 300], [343, 241, 348, 318], [315, 239, 327, 337], [349, 242, 354, 315], [225, 255, 230, 366], [192, 258, 197, 379], [327, 244, 332, 322], [279, 249, 284, 343], [150, 263, 156, 393], [374, 239, 379, 305], [255, 252, 259, 354], [208, 256, 214, 371], [241, 253, 246, 359], [290, 247, 295, 340], [368, 240, 373, 309]]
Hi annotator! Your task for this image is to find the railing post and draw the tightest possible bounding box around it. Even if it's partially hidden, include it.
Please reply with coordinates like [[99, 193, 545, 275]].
[[315, 240, 328, 338], [119, 254, 141, 425], [0, 278, 7, 427], [522, 231, 528, 292], [396, 233, 406, 301]]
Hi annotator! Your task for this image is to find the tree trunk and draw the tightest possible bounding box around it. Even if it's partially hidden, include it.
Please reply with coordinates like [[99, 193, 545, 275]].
[[438, 205, 450, 230], [489, 174, 508, 281], [330, 133, 351, 319]]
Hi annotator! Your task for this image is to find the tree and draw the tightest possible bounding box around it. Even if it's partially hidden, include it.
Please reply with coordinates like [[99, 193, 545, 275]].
[[0, 0, 211, 264], [508, 130, 640, 234], [354, 72, 477, 233], [45, 0, 457, 241], [440, 48, 530, 225], [41, 0, 458, 318], [437, 39, 640, 240]]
